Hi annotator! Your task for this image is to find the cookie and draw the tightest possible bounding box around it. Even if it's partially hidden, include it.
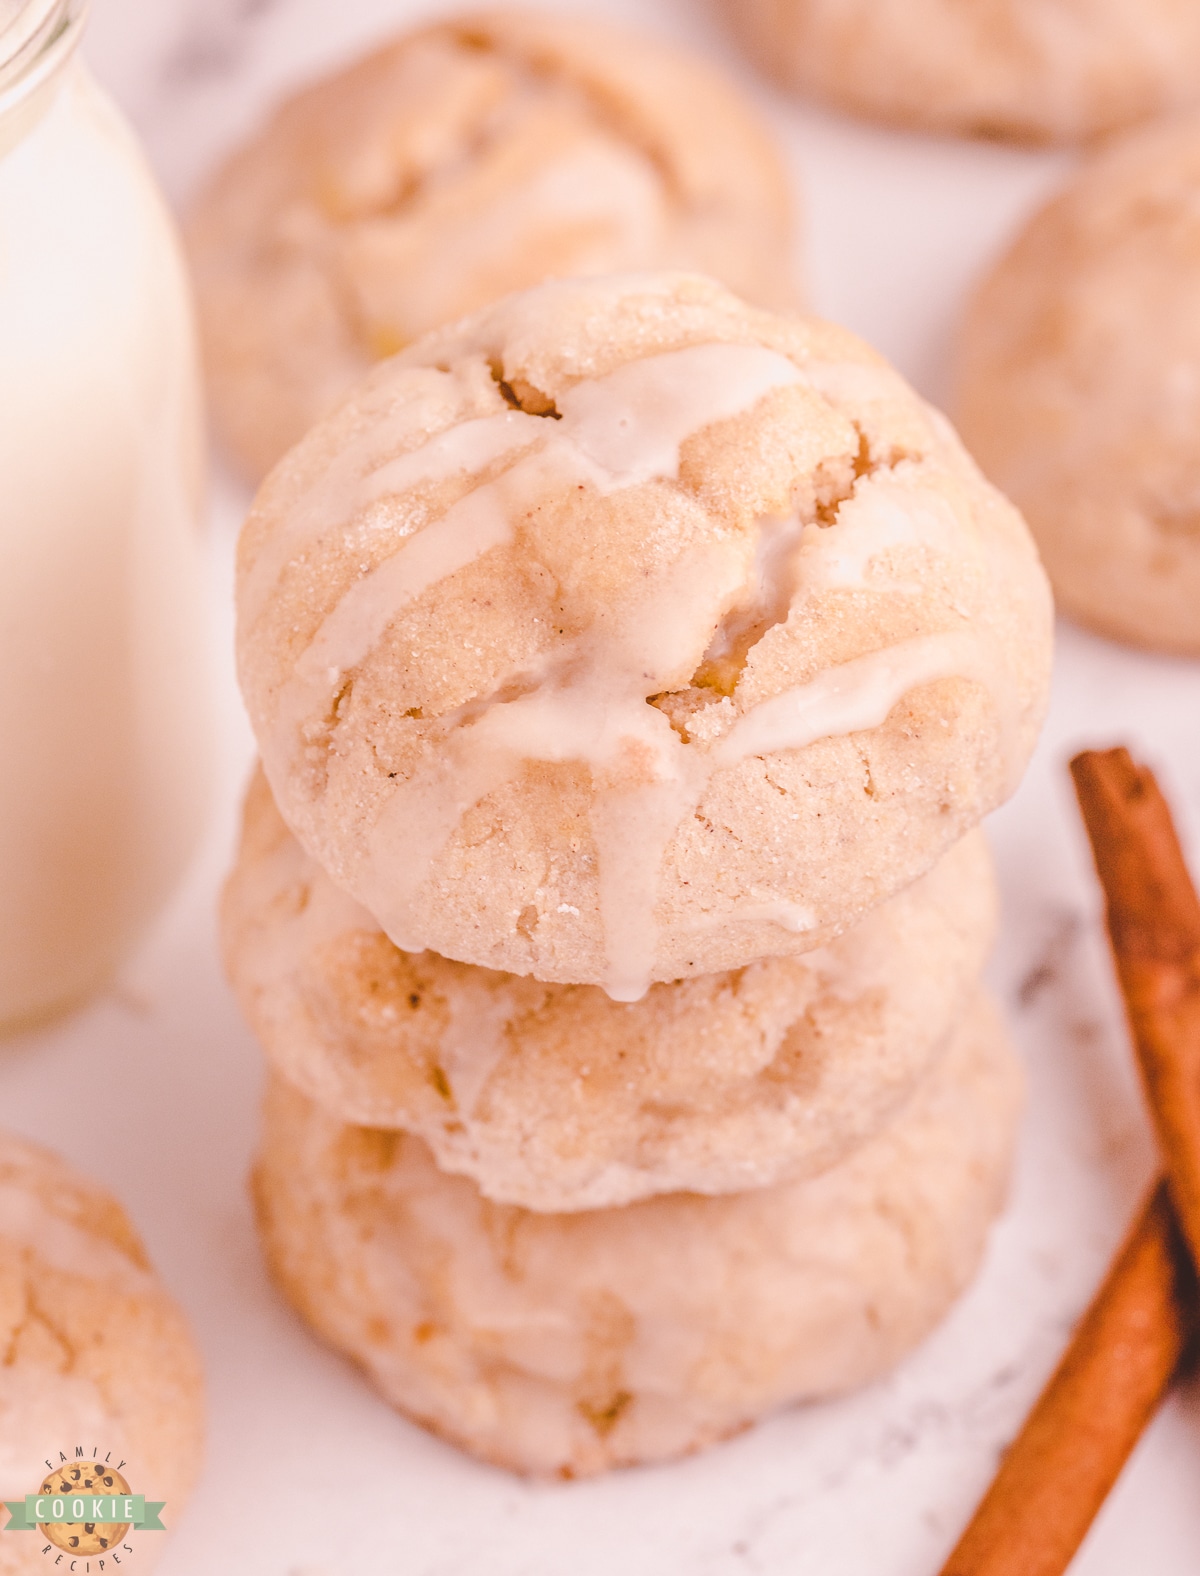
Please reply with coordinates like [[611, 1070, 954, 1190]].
[[957, 111, 1200, 653], [253, 989, 1021, 1477], [0, 1134, 204, 1570], [723, 0, 1200, 144], [237, 272, 1051, 997], [223, 766, 997, 1209], [186, 8, 800, 483]]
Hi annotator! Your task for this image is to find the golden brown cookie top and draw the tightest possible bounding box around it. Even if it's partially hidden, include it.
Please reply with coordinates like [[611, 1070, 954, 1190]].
[[0, 1132, 152, 1284], [238, 272, 1050, 994], [725, 0, 1200, 144], [0, 1132, 205, 1529], [187, 7, 799, 481], [956, 110, 1200, 652]]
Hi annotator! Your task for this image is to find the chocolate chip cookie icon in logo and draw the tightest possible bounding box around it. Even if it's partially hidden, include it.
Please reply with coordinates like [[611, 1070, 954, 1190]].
[[38, 1461, 133, 1555], [2, 1448, 167, 1558]]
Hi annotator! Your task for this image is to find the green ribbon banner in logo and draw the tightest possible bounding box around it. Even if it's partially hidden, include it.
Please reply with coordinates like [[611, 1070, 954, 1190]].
[[3, 1495, 165, 1531]]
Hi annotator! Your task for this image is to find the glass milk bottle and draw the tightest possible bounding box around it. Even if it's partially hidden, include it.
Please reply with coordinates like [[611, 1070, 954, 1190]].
[[0, 0, 212, 1030]]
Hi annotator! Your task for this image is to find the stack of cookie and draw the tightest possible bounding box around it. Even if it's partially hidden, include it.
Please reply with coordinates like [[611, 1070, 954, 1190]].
[[220, 269, 1053, 1478]]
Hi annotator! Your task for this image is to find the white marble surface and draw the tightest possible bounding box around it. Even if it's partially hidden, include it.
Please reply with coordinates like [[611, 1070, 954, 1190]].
[[5, 0, 1200, 1571]]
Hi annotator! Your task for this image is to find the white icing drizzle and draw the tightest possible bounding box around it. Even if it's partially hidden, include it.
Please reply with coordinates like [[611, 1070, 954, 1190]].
[[239, 365, 490, 624], [358, 736, 526, 954], [700, 467, 984, 681], [355, 526, 743, 1000], [438, 973, 515, 1118], [713, 631, 986, 768], [700, 513, 808, 669], [589, 754, 693, 1002], [359, 629, 999, 1001], [607, 630, 999, 995], [800, 467, 987, 598], [287, 473, 517, 712], [353, 410, 542, 511], [266, 339, 1017, 1000], [269, 343, 805, 758], [552, 343, 802, 489], [241, 800, 379, 987], [800, 923, 894, 1004]]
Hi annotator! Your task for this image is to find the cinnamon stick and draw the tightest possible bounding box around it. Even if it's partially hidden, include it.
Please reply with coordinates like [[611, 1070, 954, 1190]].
[[1071, 747, 1200, 1274], [939, 1179, 1195, 1576], [940, 745, 1200, 1574]]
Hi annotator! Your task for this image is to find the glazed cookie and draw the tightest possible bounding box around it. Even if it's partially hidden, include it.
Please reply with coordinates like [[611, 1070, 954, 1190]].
[[237, 272, 1051, 997], [223, 767, 997, 1209], [957, 112, 1200, 653], [254, 989, 1021, 1477], [187, 8, 799, 483], [723, 0, 1200, 144], [0, 1134, 204, 1570]]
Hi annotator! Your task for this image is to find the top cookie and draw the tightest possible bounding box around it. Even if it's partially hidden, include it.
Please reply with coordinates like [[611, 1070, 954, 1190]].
[[724, 0, 1200, 144], [186, 7, 799, 483], [237, 272, 1052, 997], [956, 111, 1200, 654]]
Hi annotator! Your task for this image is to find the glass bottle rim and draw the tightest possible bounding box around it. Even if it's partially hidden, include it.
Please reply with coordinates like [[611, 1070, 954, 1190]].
[[0, 0, 87, 119]]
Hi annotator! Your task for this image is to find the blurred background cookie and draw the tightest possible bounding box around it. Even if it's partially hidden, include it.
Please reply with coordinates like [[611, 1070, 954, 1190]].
[[236, 271, 1051, 996], [252, 989, 1021, 1478], [187, 7, 800, 484], [957, 112, 1200, 653], [722, 0, 1200, 144], [0, 1133, 204, 1568], [222, 767, 997, 1209]]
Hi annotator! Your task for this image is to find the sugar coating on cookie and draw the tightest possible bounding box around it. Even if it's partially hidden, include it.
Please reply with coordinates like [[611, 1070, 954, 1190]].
[[253, 989, 1021, 1478], [187, 7, 799, 483], [724, 0, 1200, 144], [957, 112, 1200, 654], [223, 766, 997, 1209], [0, 1133, 204, 1567], [238, 273, 1051, 996]]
